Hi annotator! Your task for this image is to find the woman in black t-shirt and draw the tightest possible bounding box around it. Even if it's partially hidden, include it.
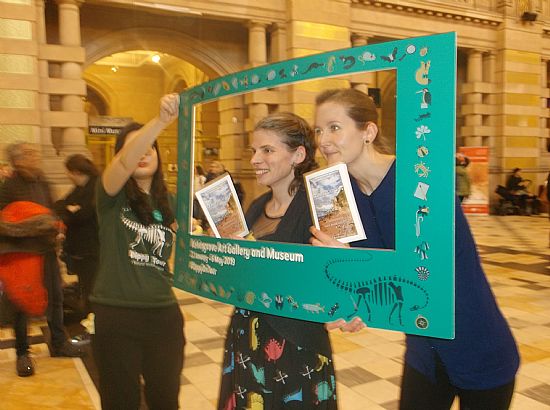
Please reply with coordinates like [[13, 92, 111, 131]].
[[91, 94, 184, 410]]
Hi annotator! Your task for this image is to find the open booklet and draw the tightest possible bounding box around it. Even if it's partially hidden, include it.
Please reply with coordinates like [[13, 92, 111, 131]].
[[194, 173, 249, 238], [304, 163, 366, 243]]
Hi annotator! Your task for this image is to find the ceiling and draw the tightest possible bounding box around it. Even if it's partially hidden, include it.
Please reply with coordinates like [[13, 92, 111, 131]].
[[94, 50, 163, 68]]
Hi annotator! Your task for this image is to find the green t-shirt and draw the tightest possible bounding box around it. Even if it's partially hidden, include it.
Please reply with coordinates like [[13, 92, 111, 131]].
[[90, 181, 177, 308]]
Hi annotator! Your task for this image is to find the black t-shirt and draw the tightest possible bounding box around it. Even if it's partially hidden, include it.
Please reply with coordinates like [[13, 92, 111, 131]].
[[243, 187, 332, 356]]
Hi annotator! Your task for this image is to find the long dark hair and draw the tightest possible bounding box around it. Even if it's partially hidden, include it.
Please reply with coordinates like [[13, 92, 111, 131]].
[[65, 154, 99, 177], [115, 122, 174, 227], [254, 112, 318, 195]]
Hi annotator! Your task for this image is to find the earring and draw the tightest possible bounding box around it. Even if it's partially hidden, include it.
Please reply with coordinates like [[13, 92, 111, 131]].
[[365, 139, 371, 144]]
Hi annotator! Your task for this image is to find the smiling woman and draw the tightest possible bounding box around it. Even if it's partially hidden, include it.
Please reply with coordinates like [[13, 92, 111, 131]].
[[216, 111, 339, 409], [308, 86, 518, 410]]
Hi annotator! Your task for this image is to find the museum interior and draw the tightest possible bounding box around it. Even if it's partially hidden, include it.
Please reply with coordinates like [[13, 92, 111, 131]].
[[0, 1, 549, 409]]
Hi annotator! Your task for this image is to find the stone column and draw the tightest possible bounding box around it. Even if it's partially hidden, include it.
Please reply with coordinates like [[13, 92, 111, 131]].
[[350, 33, 372, 94], [483, 51, 497, 138], [56, 0, 87, 156], [0, 1, 40, 159], [483, 51, 499, 188], [484, 51, 498, 153], [464, 49, 483, 146], [246, 21, 269, 133], [217, 95, 248, 207], [483, 51, 497, 119], [541, 59, 549, 154], [270, 23, 287, 62], [241, 21, 270, 207], [248, 21, 268, 67], [35, 0, 58, 166], [285, 0, 351, 119]]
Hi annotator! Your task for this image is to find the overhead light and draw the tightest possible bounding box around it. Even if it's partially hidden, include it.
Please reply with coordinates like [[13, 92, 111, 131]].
[[151, 54, 161, 63], [133, 2, 202, 15]]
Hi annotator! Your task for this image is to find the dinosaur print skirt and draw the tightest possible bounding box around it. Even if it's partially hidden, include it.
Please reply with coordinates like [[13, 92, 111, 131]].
[[217, 309, 337, 410]]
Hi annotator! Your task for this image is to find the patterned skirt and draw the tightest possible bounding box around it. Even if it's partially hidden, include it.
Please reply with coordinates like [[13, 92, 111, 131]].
[[217, 309, 338, 410]]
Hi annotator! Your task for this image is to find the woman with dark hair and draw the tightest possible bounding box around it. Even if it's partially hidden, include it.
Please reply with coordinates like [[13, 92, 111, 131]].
[[217, 112, 338, 409], [54, 154, 99, 316], [310, 88, 519, 410], [90, 94, 184, 410]]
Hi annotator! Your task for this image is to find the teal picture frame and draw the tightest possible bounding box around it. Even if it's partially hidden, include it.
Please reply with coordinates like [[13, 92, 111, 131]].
[[174, 32, 456, 339]]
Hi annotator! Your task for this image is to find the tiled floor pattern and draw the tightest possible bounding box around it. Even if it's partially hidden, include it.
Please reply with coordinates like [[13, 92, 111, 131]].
[[0, 214, 549, 409]]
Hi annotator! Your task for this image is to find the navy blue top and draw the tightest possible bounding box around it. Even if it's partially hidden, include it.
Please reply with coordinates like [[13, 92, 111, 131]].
[[350, 162, 519, 390]]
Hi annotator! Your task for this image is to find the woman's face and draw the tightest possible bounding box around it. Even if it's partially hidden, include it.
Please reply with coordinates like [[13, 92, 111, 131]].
[[14, 144, 41, 173], [314, 101, 367, 166], [66, 169, 89, 187], [66, 169, 80, 185], [208, 162, 224, 177], [250, 129, 303, 190], [132, 145, 159, 180]]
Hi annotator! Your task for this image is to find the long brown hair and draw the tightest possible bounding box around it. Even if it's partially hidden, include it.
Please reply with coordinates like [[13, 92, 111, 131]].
[[65, 154, 99, 177], [316, 88, 391, 154], [115, 122, 174, 227], [254, 112, 318, 195]]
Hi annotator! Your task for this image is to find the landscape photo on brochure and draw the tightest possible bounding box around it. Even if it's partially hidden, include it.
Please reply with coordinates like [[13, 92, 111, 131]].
[[195, 173, 248, 238], [304, 162, 366, 243]]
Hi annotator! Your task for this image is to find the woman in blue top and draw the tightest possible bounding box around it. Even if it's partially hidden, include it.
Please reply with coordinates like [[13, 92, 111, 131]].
[[309, 88, 519, 409]]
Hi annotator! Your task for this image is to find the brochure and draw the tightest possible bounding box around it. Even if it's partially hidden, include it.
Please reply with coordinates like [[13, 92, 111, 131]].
[[304, 163, 366, 243], [194, 173, 249, 238]]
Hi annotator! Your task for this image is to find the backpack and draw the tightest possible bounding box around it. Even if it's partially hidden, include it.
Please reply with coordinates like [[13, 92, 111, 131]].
[[0, 201, 52, 316]]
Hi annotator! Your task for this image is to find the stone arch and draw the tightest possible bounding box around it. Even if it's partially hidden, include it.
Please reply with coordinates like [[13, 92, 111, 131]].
[[166, 75, 189, 94], [86, 86, 108, 116], [84, 27, 240, 78], [83, 73, 119, 115]]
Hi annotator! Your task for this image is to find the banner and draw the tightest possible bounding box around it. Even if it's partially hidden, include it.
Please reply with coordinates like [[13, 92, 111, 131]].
[[459, 146, 489, 214]]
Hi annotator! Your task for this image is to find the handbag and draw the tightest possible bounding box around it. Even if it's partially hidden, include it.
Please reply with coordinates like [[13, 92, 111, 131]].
[[0, 201, 51, 316]]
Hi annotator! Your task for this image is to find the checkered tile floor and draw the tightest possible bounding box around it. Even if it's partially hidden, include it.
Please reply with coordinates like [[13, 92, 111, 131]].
[[1, 214, 549, 409]]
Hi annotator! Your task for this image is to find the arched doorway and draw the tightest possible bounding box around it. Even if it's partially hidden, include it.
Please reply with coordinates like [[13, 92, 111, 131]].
[[82, 36, 233, 191]]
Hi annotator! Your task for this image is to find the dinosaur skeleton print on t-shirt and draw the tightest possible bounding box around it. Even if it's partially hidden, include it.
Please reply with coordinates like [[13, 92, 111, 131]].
[[120, 207, 174, 271]]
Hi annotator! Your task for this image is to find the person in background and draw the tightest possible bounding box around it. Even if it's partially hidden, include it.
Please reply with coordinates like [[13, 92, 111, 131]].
[[205, 160, 225, 181], [505, 167, 539, 215], [54, 154, 99, 319], [192, 164, 207, 227], [0, 162, 11, 188], [206, 160, 245, 204], [194, 164, 207, 193], [217, 112, 338, 409], [310, 88, 519, 410], [195, 160, 246, 233], [505, 168, 529, 194], [0, 143, 84, 378], [90, 94, 184, 410], [455, 153, 471, 203]]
